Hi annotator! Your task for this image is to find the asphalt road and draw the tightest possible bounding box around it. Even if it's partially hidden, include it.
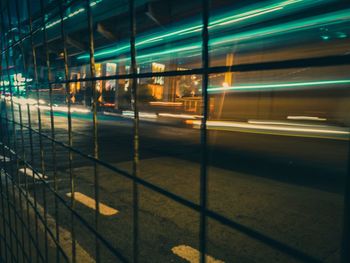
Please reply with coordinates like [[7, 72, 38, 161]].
[[0, 104, 348, 263]]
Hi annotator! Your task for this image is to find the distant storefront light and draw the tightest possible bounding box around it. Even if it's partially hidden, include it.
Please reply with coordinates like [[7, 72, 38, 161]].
[[0, 73, 32, 88], [152, 63, 165, 85]]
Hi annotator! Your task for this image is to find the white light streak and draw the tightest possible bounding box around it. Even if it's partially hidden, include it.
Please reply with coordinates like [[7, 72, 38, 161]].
[[158, 113, 202, 119], [287, 116, 327, 121]]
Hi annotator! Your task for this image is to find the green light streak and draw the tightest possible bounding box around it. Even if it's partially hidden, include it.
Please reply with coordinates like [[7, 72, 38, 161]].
[[91, 8, 349, 65], [215, 7, 284, 26], [84, 45, 129, 59], [210, 9, 350, 46], [336, 32, 347, 38], [77, 0, 336, 60], [46, 0, 102, 29], [207, 79, 350, 93], [210, 0, 304, 26], [120, 45, 201, 62]]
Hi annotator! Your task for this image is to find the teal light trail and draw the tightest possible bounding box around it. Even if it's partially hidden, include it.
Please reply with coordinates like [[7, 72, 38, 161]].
[[210, 9, 350, 46], [115, 45, 201, 63], [78, 8, 350, 65], [77, 0, 337, 60], [207, 79, 350, 93], [45, 0, 102, 29]]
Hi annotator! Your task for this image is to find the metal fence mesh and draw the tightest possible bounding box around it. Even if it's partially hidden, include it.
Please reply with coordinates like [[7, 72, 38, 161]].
[[0, 0, 349, 262]]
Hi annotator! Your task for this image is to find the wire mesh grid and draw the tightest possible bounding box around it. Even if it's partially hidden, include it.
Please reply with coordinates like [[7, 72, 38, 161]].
[[0, 0, 349, 262]]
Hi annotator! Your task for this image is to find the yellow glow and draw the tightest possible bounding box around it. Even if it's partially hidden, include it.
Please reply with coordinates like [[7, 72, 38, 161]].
[[148, 84, 164, 100], [222, 82, 229, 88], [158, 113, 202, 119], [149, 101, 183, 106]]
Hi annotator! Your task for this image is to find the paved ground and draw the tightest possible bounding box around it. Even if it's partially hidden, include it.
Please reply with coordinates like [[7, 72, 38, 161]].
[[42, 156, 342, 263], [0, 105, 348, 262]]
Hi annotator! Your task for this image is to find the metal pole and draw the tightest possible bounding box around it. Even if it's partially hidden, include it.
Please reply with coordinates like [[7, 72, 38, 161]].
[[26, 0, 44, 261], [200, 0, 210, 262], [129, 0, 140, 262], [86, 0, 101, 262], [341, 134, 350, 262]]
